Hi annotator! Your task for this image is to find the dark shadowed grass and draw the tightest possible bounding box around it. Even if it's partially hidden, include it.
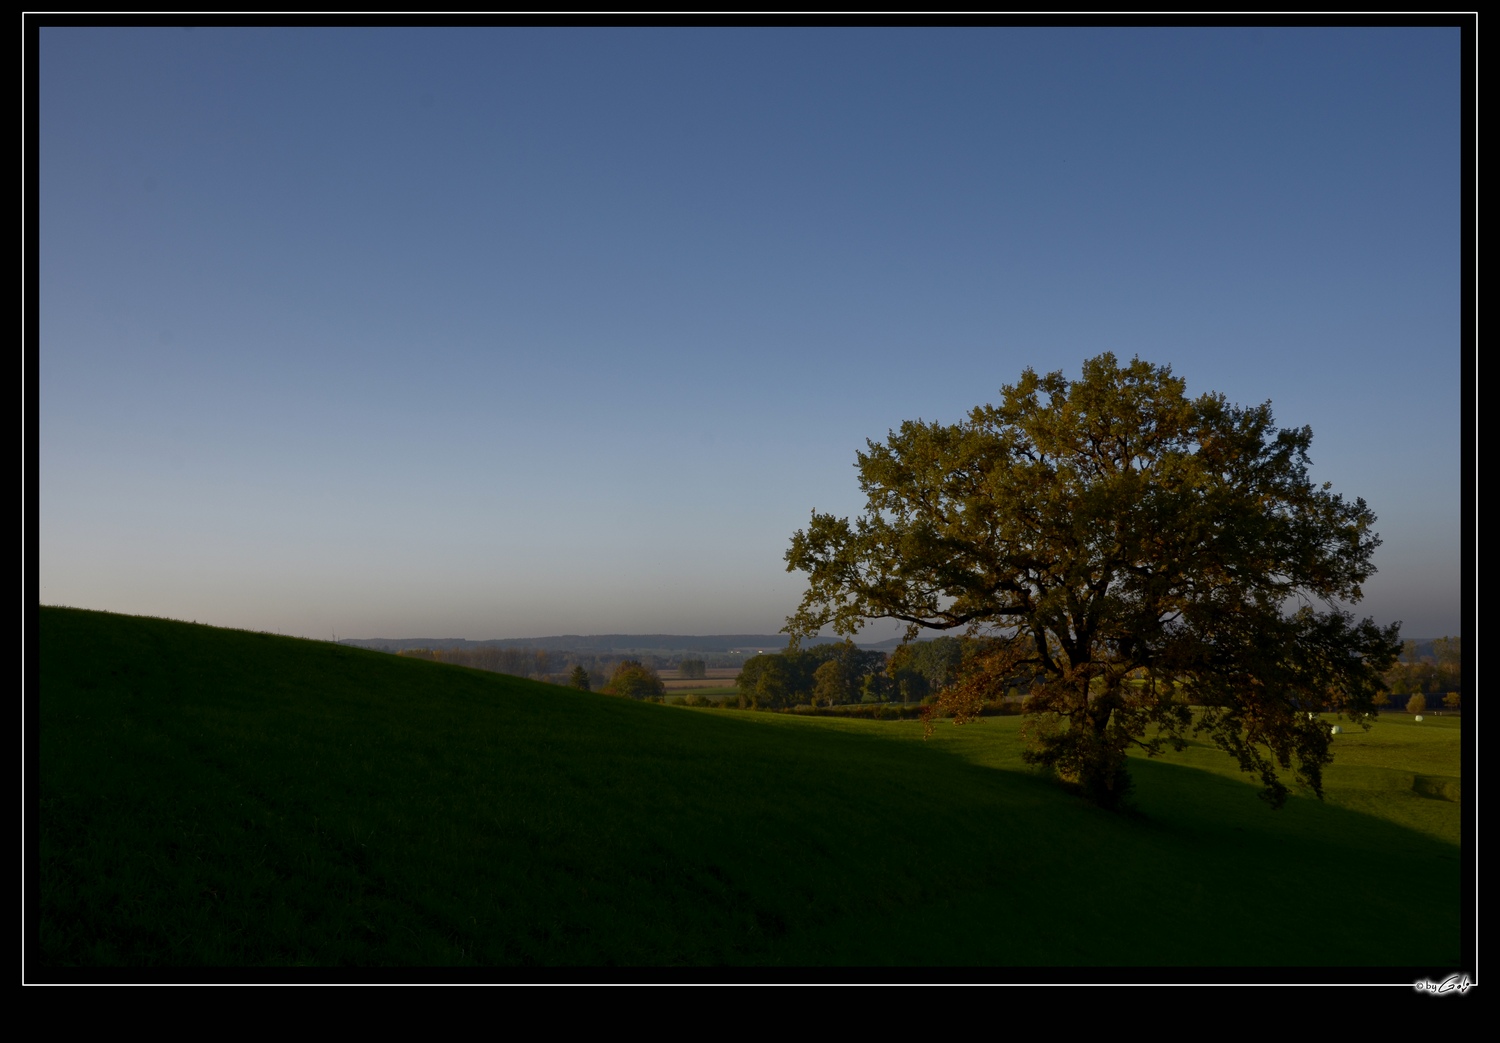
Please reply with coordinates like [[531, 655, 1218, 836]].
[[36, 607, 1461, 968]]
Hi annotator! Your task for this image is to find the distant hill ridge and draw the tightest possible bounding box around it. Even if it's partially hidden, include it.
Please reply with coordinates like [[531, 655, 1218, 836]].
[[340, 633, 905, 654], [341, 632, 1441, 656]]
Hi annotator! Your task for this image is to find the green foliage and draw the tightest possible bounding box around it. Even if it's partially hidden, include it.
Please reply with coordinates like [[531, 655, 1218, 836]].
[[1384, 636, 1461, 700], [887, 636, 967, 705], [1406, 693, 1427, 715], [784, 353, 1401, 809], [679, 659, 707, 679], [1401, 640, 1423, 666], [888, 665, 929, 706], [1443, 692, 1460, 710], [1432, 636, 1462, 697], [811, 659, 849, 707], [569, 665, 591, 691], [734, 641, 888, 710], [736, 652, 794, 709], [1432, 636, 1461, 672], [605, 660, 665, 701]]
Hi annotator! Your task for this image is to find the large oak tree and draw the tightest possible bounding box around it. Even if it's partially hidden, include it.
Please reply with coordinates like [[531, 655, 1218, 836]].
[[784, 354, 1400, 808]]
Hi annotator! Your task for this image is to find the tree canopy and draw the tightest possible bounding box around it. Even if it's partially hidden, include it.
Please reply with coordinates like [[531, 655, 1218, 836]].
[[784, 354, 1400, 808], [605, 660, 665, 701], [734, 641, 887, 710]]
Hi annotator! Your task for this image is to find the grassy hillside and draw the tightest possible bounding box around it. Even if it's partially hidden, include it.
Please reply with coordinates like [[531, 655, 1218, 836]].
[[36, 607, 1462, 969]]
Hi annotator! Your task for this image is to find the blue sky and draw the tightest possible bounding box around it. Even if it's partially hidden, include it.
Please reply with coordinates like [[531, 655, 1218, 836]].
[[37, 27, 1465, 641]]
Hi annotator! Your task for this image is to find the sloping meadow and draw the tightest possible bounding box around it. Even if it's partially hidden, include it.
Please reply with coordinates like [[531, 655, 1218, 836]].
[[36, 608, 1461, 969]]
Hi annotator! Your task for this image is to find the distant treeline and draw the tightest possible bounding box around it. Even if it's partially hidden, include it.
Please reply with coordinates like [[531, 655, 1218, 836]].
[[1381, 636, 1463, 708], [386, 635, 978, 705], [394, 646, 628, 691], [387, 631, 1465, 717], [346, 633, 865, 654], [342, 632, 900, 668], [733, 636, 979, 710], [731, 632, 1466, 716]]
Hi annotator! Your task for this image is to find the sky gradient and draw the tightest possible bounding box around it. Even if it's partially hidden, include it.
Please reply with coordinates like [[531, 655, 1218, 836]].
[[37, 27, 1466, 641]]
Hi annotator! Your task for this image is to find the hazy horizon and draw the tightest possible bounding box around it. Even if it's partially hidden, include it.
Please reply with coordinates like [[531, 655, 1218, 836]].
[[38, 27, 1467, 641]]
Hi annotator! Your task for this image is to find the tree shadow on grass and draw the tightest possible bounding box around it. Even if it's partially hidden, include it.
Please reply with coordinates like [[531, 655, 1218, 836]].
[[807, 724, 1468, 972]]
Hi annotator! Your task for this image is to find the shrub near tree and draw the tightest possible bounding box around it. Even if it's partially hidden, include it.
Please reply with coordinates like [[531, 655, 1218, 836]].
[[1406, 693, 1427, 715], [784, 353, 1401, 809]]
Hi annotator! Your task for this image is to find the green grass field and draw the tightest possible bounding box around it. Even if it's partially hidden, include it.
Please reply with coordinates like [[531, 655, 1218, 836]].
[[36, 607, 1463, 969]]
